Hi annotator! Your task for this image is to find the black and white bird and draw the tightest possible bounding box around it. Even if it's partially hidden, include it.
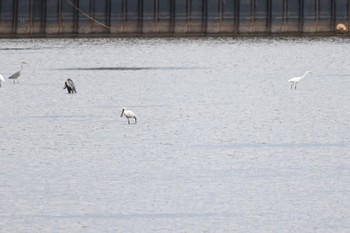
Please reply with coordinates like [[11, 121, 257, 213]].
[[120, 108, 137, 124], [63, 78, 77, 94], [8, 61, 28, 83]]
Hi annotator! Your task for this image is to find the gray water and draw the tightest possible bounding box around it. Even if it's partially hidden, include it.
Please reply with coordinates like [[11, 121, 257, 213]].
[[0, 37, 350, 233]]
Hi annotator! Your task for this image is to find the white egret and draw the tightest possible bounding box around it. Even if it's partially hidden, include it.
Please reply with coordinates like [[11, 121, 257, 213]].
[[120, 108, 137, 124], [8, 61, 28, 83], [288, 71, 312, 89], [63, 78, 77, 93], [0, 73, 4, 87]]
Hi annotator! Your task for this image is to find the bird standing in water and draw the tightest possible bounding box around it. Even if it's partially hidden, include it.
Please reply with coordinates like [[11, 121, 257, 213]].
[[8, 61, 28, 83], [120, 108, 137, 124], [0, 73, 4, 87], [288, 71, 312, 90], [64, 78, 77, 93]]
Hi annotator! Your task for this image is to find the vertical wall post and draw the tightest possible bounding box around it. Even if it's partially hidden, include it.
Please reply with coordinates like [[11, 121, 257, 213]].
[[154, 0, 158, 32], [73, 0, 78, 33], [138, 0, 143, 33], [315, 0, 319, 31], [202, 0, 207, 33], [267, 0, 272, 33], [42, 0, 47, 33], [29, 0, 33, 33], [91, 0, 95, 31], [283, 0, 287, 30], [348, 0, 350, 31], [57, 0, 61, 33], [299, 0, 303, 32], [252, 0, 256, 31], [187, 0, 190, 32], [13, 0, 18, 34], [218, 0, 223, 32], [0, 2, 2, 26], [170, 0, 175, 33], [331, 0, 335, 32], [107, 0, 111, 29], [234, 0, 240, 33], [122, 0, 126, 32]]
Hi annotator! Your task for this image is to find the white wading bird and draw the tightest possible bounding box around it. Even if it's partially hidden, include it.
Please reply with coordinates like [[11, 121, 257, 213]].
[[120, 108, 137, 124], [8, 61, 28, 83], [0, 73, 4, 87], [288, 71, 312, 89]]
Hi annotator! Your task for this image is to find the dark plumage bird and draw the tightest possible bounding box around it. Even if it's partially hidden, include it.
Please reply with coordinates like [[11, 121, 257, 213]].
[[8, 61, 28, 83], [64, 78, 77, 94]]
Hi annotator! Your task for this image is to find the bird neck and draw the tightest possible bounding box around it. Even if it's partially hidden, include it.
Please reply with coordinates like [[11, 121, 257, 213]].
[[302, 72, 309, 79]]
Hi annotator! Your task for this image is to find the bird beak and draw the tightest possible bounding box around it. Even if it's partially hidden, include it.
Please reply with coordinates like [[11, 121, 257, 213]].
[[120, 109, 124, 117]]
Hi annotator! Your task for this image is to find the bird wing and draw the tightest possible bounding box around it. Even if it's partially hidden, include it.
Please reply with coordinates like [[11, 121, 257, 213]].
[[8, 71, 21, 79], [67, 80, 76, 90], [125, 110, 136, 118], [288, 77, 298, 82], [0, 74, 4, 82]]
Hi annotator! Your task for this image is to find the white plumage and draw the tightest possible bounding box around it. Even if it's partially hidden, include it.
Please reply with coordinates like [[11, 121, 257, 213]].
[[0, 73, 4, 87], [120, 108, 137, 124], [288, 71, 312, 89]]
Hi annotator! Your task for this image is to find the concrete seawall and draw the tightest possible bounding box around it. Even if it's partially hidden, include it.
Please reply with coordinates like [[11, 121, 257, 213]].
[[0, 0, 349, 37]]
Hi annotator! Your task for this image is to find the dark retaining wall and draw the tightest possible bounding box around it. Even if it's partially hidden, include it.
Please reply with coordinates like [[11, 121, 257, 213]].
[[0, 0, 349, 37]]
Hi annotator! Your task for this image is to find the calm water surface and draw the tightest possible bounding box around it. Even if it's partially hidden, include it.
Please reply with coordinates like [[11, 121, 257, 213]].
[[0, 37, 350, 232]]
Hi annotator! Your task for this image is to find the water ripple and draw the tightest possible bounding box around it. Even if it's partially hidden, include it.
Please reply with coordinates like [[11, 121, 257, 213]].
[[56, 66, 204, 71], [194, 143, 350, 150]]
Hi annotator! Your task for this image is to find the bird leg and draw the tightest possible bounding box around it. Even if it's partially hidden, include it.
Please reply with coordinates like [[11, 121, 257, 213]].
[[290, 83, 294, 89], [134, 118, 137, 124], [127, 119, 130, 124], [295, 83, 297, 90]]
